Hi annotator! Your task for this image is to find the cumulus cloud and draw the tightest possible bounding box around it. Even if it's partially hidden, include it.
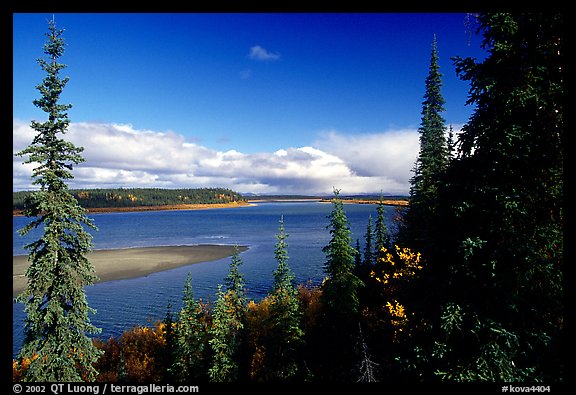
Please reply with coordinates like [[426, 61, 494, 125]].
[[248, 45, 281, 61], [314, 129, 420, 188], [13, 119, 417, 195]]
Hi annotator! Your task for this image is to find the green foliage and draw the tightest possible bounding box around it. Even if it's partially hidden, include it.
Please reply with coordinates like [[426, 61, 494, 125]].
[[412, 35, 449, 198], [272, 216, 293, 292], [404, 12, 564, 382], [313, 189, 366, 381], [169, 273, 210, 382], [14, 187, 245, 210], [362, 215, 375, 267], [208, 286, 244, 382], [374, 197, 392, 258], [15, 18, 102, 382], [265, 217, 304, 380], [321, 189, 365, 321], [224, 246, 247, 307], [433, 304, 536, 382], [208, 249, 247, 382], [400, 35, 449, 250]]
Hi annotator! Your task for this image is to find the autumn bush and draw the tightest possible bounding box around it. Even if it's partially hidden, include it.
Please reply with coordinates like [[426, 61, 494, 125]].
[[93, 322, 171, 382]]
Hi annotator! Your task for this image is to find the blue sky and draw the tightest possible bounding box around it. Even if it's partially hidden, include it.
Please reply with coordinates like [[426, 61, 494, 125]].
[[13, 13, 486, 195]]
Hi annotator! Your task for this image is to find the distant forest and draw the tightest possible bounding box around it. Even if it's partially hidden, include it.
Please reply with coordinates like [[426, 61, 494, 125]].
[[13, 188, 246, 210]]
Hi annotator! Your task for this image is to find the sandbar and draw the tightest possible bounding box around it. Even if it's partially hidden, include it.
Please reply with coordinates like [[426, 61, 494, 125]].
[[13, 244, 247, 297]]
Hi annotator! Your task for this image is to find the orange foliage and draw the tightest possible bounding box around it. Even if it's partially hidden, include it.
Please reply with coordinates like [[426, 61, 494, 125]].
[[12, 353, 39, 381], [245, 297, 273, 381], [93, 321, 170, 382], [297, 282, 323, 331]]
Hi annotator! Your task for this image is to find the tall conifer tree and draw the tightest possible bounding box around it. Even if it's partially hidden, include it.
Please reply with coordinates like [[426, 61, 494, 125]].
[[374, 196, 391, 254], [362, 215, 375, 267], [321, 189, 364, 321], [272, 216, 294, 293], [317, 189, 365, 380], [208, 247, 247, 382], [266, 216, 304, 380], [170, 273, 207, 381], [408, 13, 564, 381], [15, 18, 102, 382], [400, 35, 449, 248]]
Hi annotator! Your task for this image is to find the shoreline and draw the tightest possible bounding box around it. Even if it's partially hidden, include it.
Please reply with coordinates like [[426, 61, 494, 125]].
[[13, 201, 252, 216], [13, 244, 248, 297], [319, 198, 409, 206]]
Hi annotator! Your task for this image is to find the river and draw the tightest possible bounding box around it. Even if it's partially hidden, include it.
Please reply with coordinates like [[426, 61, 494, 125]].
[[12, 201, 398, 357]]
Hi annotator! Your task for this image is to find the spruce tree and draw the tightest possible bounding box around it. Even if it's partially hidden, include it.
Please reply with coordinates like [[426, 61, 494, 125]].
[[208, 285, 242, 382], [267, 216, 304, 381], [208, 248, 247, 382], [15, 18, 102, 382], [318, 189, 365, 380], [400, 34, 449, 249], [414, 34, 449, 193], [446, 124, 456, 161], [224, 246, 246, 305], [362, 215, 375, 267], [171, 273, 208, 381], [272, 216, 294, 293], [321, 189, 364, 321], [354, 239, 362, 268], [374, 197, 391, 256]]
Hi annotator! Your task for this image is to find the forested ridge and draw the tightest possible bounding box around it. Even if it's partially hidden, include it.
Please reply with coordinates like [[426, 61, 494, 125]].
[[13, 188, 246, 210]]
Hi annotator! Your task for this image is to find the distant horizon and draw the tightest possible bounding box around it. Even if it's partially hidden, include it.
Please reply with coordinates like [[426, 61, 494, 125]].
[[12, 186, 409, 199]]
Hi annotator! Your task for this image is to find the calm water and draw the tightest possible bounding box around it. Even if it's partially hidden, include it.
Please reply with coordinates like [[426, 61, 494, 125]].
[[12, 201, 397, 357]]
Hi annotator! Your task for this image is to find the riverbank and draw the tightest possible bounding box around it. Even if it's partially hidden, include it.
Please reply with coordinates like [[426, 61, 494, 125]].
[[13, 244, 248, 297], [13, 201, 252, 216]]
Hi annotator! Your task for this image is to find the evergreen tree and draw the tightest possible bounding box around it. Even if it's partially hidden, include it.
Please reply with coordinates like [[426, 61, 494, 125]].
[[272, 216, 294, 293], [414, 34, 449, 192], [362, 215, 375, 267], [316, 189, 365, 380], [446, 124, 456, 161], [117, 351, 127, 382], [224, 246, 247, 305], [265, 216, 304, 381], [171, 273, 208, 381], [208, 248, 247, 382], [412, 13, 564, 381], [354, 239, 362, 268], [15, 18, 102, 382], [400, 34, 449, 249], [321, 189, 364, 321], [374, 197, 391, 254]]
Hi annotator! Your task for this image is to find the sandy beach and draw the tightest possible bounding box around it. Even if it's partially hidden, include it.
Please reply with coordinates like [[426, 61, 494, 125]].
[[13, 245, 247, 297]]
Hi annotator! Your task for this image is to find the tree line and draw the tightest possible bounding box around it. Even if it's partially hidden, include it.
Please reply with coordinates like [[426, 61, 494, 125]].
[[13, 12, 563, 383], [13, 187, 246, 210]]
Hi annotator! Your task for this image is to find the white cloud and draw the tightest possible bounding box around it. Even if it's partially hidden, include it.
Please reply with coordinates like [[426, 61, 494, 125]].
[[248, 45, 280, 61], [13, 119, 416, 195], [314, 129, 420, 190]]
